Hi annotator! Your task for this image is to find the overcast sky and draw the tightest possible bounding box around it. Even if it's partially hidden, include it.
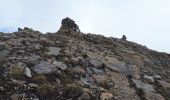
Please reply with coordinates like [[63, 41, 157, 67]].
[[0, 0, 170, 53]]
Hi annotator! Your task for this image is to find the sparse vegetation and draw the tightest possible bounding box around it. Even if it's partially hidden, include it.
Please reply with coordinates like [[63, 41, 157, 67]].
[[32, 75, 48, 84], [36, 83, 55, 96], [59, 72, 74, 84], [64, 84, 83, 98], [11, 66, 24, 79]]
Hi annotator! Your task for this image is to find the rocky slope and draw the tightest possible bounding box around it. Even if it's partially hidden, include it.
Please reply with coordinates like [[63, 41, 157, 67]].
[[0, 17, 170, 100]]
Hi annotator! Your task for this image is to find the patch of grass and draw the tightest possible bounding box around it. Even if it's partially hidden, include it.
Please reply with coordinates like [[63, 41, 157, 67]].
[[36, 83, 55, 96], [64, 84, 83, 98], [32, 75, 48, 84], [12, 66, 24, 79], [59, 72, 74, 84]]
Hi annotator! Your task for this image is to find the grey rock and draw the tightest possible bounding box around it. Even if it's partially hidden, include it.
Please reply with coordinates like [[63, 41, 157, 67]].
[[33, 62, 56, 74], [80, 78, 93, 86], [0, 49, 10, 57], [85, 67, 93, 74], [132, 79, 155, 92], [88, 59, 104, 68], [28, 83, 38, 88], [154, 74, 161, 79], [92, 67, 104, 75], [10, 93, 19, 100], [78, 57, 88, 67], [53, 61, 67, 71], [104, 60, 131, 76], [24, 67, 32, 77], [71, 57, 79, 65], [158, 80, 170, 89], [47, 47, 61, 56], [0, 86, 4, 91], [31, 54, 41, 60], [143, 75, 154, 83], [33, 98, 39, 100]]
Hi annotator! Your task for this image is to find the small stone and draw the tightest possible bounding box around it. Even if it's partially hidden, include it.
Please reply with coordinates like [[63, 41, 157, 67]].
[[0, 86, 4, 91], [92, 74, 112, 88], [28, 83, 38, 88], [80, 78, 93, 86], [71, 57, 79, 65], [33, 98, 39, 100], [12, 79, 26, 85], [10, 93, 19, 100], [143, 75, 154, 83], [100, 92, 113, 100], [85, 67, 93, 74], [24, 67, 32, 77], [91, 67, 104, 75], [47, 47, 61, 56], [71, 66, 86, 75], [154, 74, 161, 79]]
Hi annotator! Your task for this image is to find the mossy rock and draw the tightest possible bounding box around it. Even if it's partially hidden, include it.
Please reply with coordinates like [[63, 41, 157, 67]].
[[64, 85, 83, 98]]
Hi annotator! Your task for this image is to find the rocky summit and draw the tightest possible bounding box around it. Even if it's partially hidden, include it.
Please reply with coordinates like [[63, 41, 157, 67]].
[[0, 17, 170, 100]]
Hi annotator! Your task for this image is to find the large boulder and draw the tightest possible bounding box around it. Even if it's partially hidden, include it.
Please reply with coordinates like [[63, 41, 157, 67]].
[[104, 56, 131, 76]]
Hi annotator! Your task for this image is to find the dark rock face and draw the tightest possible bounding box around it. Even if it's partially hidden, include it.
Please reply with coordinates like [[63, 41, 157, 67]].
[[0, 18, 169, 100]]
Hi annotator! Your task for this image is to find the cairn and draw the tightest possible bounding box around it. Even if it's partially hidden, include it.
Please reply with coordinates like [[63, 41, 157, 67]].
[[58, 17, 80, 33]]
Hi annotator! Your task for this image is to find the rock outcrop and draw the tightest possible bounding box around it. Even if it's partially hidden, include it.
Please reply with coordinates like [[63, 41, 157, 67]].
[[0, 18, 169, 100]]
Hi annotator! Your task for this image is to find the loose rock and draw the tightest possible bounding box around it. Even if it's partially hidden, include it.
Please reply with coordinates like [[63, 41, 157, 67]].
[[33, 62, 56, 74]]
